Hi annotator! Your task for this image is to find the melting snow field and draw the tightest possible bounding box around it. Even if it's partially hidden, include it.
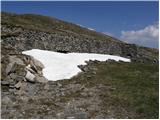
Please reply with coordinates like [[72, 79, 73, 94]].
[[22, 49, 130, 81]]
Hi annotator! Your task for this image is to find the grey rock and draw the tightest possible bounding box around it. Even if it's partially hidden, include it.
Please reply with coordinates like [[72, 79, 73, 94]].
[[107, 59, 116, 62], [31, 57, 44, 69], [78, 65, 89, 72], [6, 62, 16, 75], [14, 81, 22, 89], [3, 76, 15, 85], [1, 80, 10, 86], [2, 96, 12, 105], [35, 76, 48, 83], [25, 64, 37, 74], [25, 71, 36, 82], [9, 55, 25, 65], [57, 83, 62, 87], [74, 112, 88, 119], [9, 73, 18, 79], [14, 64, 26, 76]]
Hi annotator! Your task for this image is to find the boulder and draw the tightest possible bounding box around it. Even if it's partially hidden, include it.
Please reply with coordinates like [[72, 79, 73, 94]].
[[107, 59, 116, 62], [15, 81, 27, 95], [14, 64, 26, 76], [28, 57, 45, 76], [15, 81, 22, 89], [31, 57, 44, 69], [5, 62, 16, 75], [26, 64, 43, 76], [1, 80, 10, 86], [3, 76, 15, 85], [1, 96, 12, 105], [9, 55, 25, 65], [26, 64, 36, 74], [23, 55, 31, 65], [78, 65, 89, 72], [25, 70, 36, 82], [9, 73, 17, 79], [35, 76, 48, 83]]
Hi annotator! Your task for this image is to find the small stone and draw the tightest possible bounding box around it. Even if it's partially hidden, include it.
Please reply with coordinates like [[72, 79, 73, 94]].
[[75, 112, 88, 119], [9, 85, 15, 89], [15, 76, 25, 82], [26, 64, 36, 74], [30, 57, 44, 69], [107, 59, 116, 62], [80, 92, 88, 97], [9, 55, 25, 65], [1, 80, 10, 86], [15, 82, 27, 95], [9, 73, 17, 79], [6, 62, 16, 75], [57, 83, 62, 87], [67, 116, 75, 119], [78, 65, 89, 72], [15, 64, 26, 76], [2, 96, 12, 105], [35, 76, 48, 83], [25, 70, 36, 82], [15, 81, 22, 89], [44, 84, 49, 90], [119, 60, 124, 63]]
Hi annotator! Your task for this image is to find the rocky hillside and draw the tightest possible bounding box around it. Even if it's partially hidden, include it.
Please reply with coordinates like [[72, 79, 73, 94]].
[[1, 12, 158, 63], [1, 12, 159, 119]]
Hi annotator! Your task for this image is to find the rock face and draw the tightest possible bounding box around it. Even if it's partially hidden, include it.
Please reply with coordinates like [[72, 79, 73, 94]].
[[1, 12, 158, 63], [1, 47, 48, 91]]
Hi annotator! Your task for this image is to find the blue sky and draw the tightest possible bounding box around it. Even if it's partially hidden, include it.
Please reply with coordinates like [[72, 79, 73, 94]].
[[1, 1, 159, 48]]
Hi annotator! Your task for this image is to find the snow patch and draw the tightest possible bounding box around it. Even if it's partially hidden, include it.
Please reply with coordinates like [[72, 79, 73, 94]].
[[22, 49, 130, 81], [76, 24, 85, 27], [76, 24, 95, 31], [87, 28, 95, 31]]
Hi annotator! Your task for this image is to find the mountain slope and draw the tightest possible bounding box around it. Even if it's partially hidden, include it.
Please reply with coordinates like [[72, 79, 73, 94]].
[[1, 12, 123, 43], [1, 12, 158, 63], [1, 12, 159, 119]]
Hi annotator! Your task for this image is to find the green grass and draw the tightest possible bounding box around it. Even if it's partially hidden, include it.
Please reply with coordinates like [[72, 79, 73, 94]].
[[65, 62, 159, 118]]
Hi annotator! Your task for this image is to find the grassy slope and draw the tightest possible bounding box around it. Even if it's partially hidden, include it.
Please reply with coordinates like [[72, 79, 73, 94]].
[[60, 62, 159, 118], [1, 12, 121, 43]]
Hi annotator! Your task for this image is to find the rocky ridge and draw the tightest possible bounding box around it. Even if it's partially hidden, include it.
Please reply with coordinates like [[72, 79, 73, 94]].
[[1, 46, 48, 91], [1, 12, 158, 63]]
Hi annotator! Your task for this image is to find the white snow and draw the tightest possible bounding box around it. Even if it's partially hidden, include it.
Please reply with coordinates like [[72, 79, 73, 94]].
[[76, 24, 95, 31], [22, 49, 130, 81], [76, 24, 85, 27], [87, 28, 95, 31]]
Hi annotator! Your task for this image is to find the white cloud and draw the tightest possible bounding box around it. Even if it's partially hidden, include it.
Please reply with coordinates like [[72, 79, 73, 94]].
[[121, 23, 159, 48]]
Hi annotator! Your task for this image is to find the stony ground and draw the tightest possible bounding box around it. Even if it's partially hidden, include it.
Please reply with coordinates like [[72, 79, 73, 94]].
[[1, 60, 159, 119], [2, 81, 106, 119]]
